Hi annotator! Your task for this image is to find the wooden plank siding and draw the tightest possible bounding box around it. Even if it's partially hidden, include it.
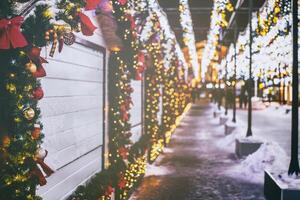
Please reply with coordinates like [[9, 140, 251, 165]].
[[37, 38, 107, 199]]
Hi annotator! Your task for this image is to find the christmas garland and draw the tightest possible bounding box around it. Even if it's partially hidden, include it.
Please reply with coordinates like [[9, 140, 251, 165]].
[[255, 0, 291, 36], [0, 0, 99, 199], [201, 0, 234, 80], [179, 0, 199, 80]]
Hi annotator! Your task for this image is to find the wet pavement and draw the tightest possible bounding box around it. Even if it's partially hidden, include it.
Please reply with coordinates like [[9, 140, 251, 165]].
[[130, 100, 265, 200]]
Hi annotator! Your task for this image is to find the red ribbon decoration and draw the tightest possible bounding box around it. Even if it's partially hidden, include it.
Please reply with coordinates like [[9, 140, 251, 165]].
[[77, 12, 97, 36], [27, 47, 47, 77], [126, 14, 135, 30], [0, 16, 28, 49], [33, 66, 46, 78], [118, 0, 127, 5], [31, 166, 47, 186], [118, 177, 127, 189], [135, 70, 142, 81], [85, 0, 101, 10], [27, 47, 48, 67], [105, 186, 114, 196], [118, 147, 128, 159]]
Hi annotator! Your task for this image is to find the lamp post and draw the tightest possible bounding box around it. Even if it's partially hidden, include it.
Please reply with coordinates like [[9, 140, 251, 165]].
[[288, 0, 300, 175], [246, 0, 253, 137], [225, 60, 228, 116], [232, 22, 237, 123]]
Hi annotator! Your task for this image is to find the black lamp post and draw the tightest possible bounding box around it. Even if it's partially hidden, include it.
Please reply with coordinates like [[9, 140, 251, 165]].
[[288, 0, 300, 175], [246, 0, 253, 137], [232, 22, 237, 123], [225, 60, 228, 116]]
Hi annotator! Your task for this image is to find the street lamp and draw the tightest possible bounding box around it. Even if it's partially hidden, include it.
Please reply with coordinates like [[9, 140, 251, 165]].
[[232, 22, 237, 123], [288, 0, 300, 176], [246, 0, 253, 137], [225, 59, 228, 116]]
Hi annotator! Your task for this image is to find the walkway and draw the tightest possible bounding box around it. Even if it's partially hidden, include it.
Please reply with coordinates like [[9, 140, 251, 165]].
[[130, 100, 265, 200]]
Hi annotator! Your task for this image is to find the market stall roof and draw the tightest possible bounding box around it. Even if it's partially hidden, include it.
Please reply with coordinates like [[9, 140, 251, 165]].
[[222, 0, 267, 44], [158, 0, 266, 46], [158, 0, 213, 45]]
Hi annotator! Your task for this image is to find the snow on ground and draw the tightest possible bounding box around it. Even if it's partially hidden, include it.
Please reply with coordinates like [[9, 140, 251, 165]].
[[144, 147, 175, 177], [276, 171, 300, 189], [225, 142, 289, 184], [210, 103, 290, 184], [163, 147, 174, 154], [145, 163, 174, 177]]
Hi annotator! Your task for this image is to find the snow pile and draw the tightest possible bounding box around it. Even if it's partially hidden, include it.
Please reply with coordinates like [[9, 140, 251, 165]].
[[226, 142, 289, 183], [216, 124, 247, 152], [145, 164, 173, 177], [163, 147, 174, 154]]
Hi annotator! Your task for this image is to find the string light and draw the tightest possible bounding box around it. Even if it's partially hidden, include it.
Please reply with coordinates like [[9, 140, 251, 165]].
[[179, 0, 200, 80]]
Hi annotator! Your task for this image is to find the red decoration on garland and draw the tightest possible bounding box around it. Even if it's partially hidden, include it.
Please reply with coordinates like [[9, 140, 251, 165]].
[[77, 12, 97, 36], [35, 149, 54, 177], [85, 0, 101, 10], [138, 51, 145, 65], [31, 166, 47, 186], [32, 87, 44, 100], [118, 0, 127, 5], [31, 149, 54, 186], [135, 70, 142, 81], [118, 177, 127, 189], [126, 14, 135, 30], [58, 38, 64, 53], [122, 111, 129, 122], [118, 146, 128, 159], [124, 85, 134, 94], [0, 16, 28, 49], [135, 51, 145, 80], [33, 66, 46, 78], [105, 185, 114, 196], [27, 47, 48, 67]]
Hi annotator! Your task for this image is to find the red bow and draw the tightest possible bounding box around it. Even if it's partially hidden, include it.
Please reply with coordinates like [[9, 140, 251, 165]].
[[78, 12, 97, 36], [27, 47, 47, 77], [135, 70, 142, 81], [118, 178, 127, 189], [0, 16, 28, 49], [118, 0, 127, 5], [85, 0, 101, 10], [105, 186, 114, 196], [118, 147, 128, 159], [126, 14, 135, 30]]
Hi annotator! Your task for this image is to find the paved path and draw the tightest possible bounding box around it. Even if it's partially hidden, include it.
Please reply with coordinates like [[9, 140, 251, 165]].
[[130, 100, 265, 200]]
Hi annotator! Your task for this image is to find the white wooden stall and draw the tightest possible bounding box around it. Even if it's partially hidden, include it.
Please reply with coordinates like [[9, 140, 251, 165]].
[[130, 80, 144, 143], [36, 11, 108, 200]]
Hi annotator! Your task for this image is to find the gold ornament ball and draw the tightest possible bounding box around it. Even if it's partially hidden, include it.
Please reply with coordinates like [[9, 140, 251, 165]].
[[25, 62, 37, 73], [14, 117, 22, 123], [23, 108, 35, 120], [6, 83, 16, 94]]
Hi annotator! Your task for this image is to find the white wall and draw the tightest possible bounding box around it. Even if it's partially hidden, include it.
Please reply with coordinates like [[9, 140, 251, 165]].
[[36, 12, 107, 200], [130, 80, 143, 143]]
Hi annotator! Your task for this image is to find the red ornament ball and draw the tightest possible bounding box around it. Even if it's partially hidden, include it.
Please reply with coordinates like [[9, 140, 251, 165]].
[[32, 87, 44, 100]]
